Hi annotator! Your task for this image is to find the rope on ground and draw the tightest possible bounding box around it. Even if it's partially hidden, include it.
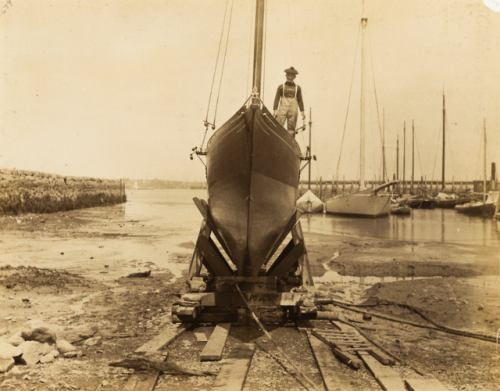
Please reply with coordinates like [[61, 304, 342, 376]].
[[319, 299, 497, 343], [235, 284, 320, 391]]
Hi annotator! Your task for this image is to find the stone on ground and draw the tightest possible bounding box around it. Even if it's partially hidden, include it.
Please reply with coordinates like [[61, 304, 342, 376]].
[[19, 340, 54, 366], [0, 355, 15, 373], [0, 341, 23, 358], [56, 339, 76, 353], [21, 320, 57, 344]]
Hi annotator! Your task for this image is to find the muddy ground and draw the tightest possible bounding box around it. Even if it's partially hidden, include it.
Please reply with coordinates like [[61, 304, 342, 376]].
[[0, 205, 499, 390]]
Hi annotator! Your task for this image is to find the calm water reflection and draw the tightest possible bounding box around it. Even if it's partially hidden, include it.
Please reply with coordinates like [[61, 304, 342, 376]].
[[302, 209, 500, 245], [125, 190, 500, 246]]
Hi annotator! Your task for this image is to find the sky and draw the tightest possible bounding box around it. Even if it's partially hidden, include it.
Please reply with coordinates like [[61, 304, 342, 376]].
[[0, 0, 499, 183]]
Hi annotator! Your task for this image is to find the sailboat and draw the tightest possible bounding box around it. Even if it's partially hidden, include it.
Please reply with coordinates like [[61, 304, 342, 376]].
[[325, 4, 397, 218], [199, 1, 302, 277], [455, 120, 498, 216]]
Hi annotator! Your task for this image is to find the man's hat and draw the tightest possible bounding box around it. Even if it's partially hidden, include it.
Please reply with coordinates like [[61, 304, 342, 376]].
[[285, 66, 298, 75]]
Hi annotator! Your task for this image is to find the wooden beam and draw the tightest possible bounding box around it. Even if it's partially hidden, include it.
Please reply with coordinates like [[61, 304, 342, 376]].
[[187, 221, 211, 280], [404, 378, 449, 391], [135, 323, 191, 355], [308, 334, 355, 391], [197, 235, 234, 277], [266, 240, 305, 279], [200, 323, 232, 361], [264, 210, 303, 264], [292, 221, 314, 291], [210, 342, 255, 391], [193, 197, 232, 257], [358, 352, 405, 391]]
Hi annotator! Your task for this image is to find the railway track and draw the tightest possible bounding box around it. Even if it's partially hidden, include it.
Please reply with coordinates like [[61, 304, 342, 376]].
[[114, 313, 452, 391]]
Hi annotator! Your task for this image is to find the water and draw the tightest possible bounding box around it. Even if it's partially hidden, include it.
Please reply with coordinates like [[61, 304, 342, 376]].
[[301, 208, 500, 246], [126, 189, 500, 247]]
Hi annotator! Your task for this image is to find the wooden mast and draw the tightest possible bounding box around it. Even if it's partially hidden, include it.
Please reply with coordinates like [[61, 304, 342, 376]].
[[403, 121, 406, 194], [382, 109, 386, 183], [483, 119, 486, 204], [308, 108, 312, 190], [412, 119, 414, 195], [442, 92, 446, 190], [360, 1, 367, 189], [252, 0, 265, 105]]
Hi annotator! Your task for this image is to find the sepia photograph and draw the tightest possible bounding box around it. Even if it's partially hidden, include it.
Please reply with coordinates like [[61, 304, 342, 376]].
[[1, 0, 499, 390]]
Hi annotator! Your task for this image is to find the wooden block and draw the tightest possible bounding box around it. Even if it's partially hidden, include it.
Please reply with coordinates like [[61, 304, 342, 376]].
[[135, 323, 190, 355], [201, 323, 231, 361], [195, 332, 208, 342], [404, 378, 450, 391], [308, 335, 355, 391], [210, 342, 255, 391], [359, 354, 405, 391], [368, 349, 394, 366]]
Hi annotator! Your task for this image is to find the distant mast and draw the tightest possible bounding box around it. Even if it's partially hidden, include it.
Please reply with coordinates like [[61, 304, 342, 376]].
[[251, 0, 265, 105], [360, 1, 367, 189], [483, 119, 486, 204], [442, 91, 446, 190]]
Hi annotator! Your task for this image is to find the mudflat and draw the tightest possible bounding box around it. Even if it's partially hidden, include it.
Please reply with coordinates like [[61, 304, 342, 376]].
[[0, 203, 498, 390]]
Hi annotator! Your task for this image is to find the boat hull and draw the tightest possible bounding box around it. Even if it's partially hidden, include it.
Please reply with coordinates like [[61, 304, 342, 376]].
[[325, 193, 392, 218], [206, 105, 301, 277], [455, 202, 495, 216]]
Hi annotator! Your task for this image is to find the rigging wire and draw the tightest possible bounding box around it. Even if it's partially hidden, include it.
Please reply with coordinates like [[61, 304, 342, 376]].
[[205, 0, 230, 124], [200, 0, 231, 149], [335, 22, 362, 180], [212, 0, 235, 127]]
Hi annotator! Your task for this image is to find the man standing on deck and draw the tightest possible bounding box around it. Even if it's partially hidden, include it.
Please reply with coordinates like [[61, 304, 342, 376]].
[[273, 66, 305, 137]]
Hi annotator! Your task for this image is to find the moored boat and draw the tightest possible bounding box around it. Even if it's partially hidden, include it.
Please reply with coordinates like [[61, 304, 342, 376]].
[[455, 192, 498, 216], [297, 190, 324, 213], [390, 203, 412, 215]]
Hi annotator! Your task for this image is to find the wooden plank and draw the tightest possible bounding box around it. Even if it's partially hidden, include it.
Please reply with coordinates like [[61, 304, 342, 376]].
[[311, 330, 361, 370], [210, 342, 255, 391], [404, 378, 449, 391], [135, 323, 191, 355], [359, 354, 405, 391], [308, 334, 355, 391], [195, 332, 208, 342], [201, 323, 232, 361]]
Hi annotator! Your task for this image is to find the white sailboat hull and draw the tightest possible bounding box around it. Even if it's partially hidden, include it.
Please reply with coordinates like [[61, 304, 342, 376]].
[[325, 193, 392, 218]]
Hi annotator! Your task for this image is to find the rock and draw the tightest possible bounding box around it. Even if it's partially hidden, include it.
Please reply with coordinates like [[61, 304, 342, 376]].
[[51, 350, 59, 358], [19, 340, 54, 366], [56, 340, 76, 354], [83, 337, 101, 346], [5, 335, 25, 347], [478, 304, 484, 310], [101, 380, 109, 387], [40, 352, 55, 364], [21, 320, 57, 344], [0, 356, 15, 373], [0, 342, 23, 358]]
